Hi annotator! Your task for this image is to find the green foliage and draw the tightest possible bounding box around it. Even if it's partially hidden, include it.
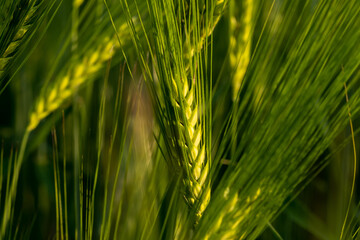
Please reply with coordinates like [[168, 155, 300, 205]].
[[0, 0, 360, 239]]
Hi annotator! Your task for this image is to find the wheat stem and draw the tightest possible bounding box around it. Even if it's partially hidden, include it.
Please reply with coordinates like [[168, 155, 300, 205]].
[[1, 130, 30, 237]]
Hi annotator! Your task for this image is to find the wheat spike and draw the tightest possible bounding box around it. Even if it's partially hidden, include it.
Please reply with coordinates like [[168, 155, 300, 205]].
[[0, 0, 42, 78], [27, 36, 118, 131], [173, 75, 210, 219], [175, 0, 227, 220], [229, 0, 253, 101], [204, 187, 261, 240]]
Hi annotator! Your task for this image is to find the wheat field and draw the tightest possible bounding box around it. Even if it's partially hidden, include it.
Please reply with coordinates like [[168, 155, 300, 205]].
[[0, 0, 360, 239]]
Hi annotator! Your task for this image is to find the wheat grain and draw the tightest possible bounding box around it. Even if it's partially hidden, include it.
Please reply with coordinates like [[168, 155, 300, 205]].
[[229, 0, 253, 101], [27, 36, 118, 131]]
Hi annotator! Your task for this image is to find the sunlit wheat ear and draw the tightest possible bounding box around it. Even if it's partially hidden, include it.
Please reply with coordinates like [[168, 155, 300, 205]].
[[229, 0, 253, 101], [27, 36, 118, 131], [177, 0, 227, 220], [173, 76, 210, 219], [0, 0, 42, 77]]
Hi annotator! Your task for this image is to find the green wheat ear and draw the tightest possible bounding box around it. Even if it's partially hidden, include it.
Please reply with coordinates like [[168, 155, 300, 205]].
[[172, 75, 210, 219], [176, 0, 228, 220], [0, 0, 43, 78], [229, 0, 253, 101], [119, 0, 228, 223], [27, 36, 118, 131], [204, 187, 262, 240]]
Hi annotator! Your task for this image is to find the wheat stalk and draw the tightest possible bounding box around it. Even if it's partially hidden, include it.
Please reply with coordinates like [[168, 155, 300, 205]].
[[229, 0, 253, 101], [27, 36, 118, 131], [0, 0, 42, 78]]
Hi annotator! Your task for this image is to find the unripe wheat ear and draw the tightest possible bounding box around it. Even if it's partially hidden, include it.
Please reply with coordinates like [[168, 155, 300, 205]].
[[27, 36, 118, 131], [169, 0, 228, 220]]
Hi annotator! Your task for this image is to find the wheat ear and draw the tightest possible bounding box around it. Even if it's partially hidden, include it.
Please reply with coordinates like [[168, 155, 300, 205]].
[[0, 0, 42, 77], [229, 0, 253, 101], [183, 0, 227, 67], [172, 75, 210, 219], [176, 0, 227, 220], [204, 187, 262, 240], [27, 36, 118, 131]]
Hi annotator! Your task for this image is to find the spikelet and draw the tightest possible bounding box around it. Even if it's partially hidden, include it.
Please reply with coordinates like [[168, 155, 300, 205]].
[[27, 36, 117, 131], [0, 0, 42, 78], [229, 0, 253, 101]]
